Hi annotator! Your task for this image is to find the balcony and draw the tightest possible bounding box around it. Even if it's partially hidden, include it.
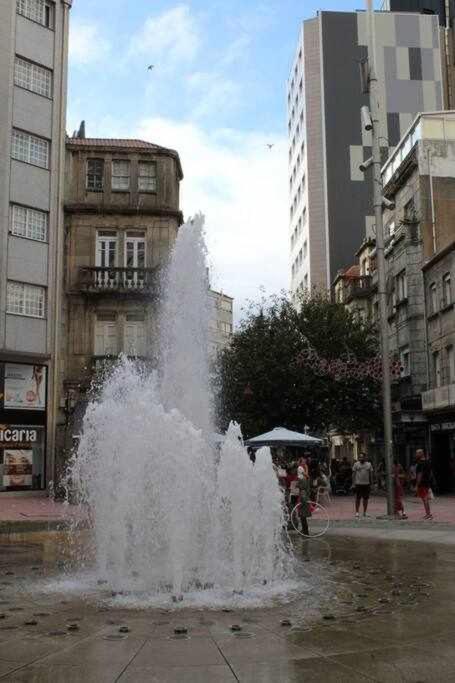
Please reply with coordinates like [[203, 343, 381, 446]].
[[92, 355, 150, 373], [344, 276, 373, 303], [422, 383, 455, 412], [77, 267, 157, 297]]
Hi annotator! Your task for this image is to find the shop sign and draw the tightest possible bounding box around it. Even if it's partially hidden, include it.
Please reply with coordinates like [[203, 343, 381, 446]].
[[431, 422, 455, 432], [0, 425, 38, 445], [4, 364, 46, 411]]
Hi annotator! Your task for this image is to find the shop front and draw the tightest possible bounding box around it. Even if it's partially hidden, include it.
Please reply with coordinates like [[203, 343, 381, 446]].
[[0, 363, 47, 493], [429, 420, 455, 494]]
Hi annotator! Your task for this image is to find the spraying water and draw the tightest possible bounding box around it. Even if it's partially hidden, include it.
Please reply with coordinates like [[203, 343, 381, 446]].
[[69, 215, 293, 599]]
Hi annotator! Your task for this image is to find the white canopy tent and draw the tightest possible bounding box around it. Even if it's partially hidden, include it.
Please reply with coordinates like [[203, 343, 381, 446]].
[[245, 427, 322, 449]]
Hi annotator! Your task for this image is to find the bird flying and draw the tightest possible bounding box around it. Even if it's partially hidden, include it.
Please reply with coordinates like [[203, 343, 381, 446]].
[[147, 65, 154, 71], [266, 143, 274, 150]]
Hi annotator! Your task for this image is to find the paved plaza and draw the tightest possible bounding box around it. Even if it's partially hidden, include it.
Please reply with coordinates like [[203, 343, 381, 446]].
[[0, 512, 454, 681]]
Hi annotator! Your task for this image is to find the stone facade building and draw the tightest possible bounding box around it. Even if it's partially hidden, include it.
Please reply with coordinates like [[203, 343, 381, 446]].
[[389, 113, 455, 491], [0, 0, 71, 493], [334, 112, 455, 489], [58, 132, 234, 460], [58, 134, 183, 453]]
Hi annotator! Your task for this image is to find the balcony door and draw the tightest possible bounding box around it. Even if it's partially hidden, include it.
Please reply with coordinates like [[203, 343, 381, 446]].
[[96, 231, 117, 288], [125, 232, 146, 289], [95, 315, 118, 357], [124, 316, 146, 357]]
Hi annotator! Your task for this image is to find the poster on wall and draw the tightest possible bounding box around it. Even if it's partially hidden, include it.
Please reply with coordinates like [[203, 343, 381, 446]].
[[4, 364, 46, 411], [3, 450, 33, 488]]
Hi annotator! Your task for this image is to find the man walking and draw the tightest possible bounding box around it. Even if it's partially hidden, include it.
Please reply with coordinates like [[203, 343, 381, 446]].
[[415, 449, 434, 520], [353, 453, 373, 519]]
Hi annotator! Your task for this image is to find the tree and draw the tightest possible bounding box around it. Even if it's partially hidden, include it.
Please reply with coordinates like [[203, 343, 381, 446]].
[[215, 291, 383, 439]]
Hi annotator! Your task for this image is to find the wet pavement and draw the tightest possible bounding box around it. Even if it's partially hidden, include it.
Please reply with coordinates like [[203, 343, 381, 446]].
[[0, 533, 454, 681]]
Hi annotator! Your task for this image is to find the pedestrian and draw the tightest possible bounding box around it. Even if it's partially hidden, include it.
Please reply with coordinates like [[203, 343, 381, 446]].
[[394, 461, 408, 519], [296, 469, 312, 536], [297, 456, 309, 479], [415, 449, 434, 520], [352, 452, 373, 519]]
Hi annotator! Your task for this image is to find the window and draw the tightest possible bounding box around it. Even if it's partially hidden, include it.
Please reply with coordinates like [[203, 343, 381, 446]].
[[111, 160, 130, 191], [11, 129, 49, 168], [448, 346, 455, 383], [430, 282, 438, 314], [443, 273, 452, 307], [125, 232, 146, 265], [10, 205, 48, 242], [221, 298, 232, 312], [124, 314, 146, 357], [7, 281, 45, 318], [96, 231, 117, 267], [86, 159, 104, 191], [304, 273, 309, 290], [400, 346, 410, 377], [138, 161, 157, 192], [219, 322, 232, 335], [17, 0, 54, 28], [387, 221, 396, 238], [303, 240, 308, 259], [14, 57, 52, 97], [396, 270, 407, 301], [433, 351, 442, 387], [95, 314, 118, 356]]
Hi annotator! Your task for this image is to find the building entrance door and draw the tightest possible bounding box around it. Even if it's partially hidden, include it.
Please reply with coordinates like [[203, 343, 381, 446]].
[[432, 432, 455, 494]]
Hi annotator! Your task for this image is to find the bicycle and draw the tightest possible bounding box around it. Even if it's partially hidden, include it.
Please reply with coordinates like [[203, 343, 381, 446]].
[[290, 501, 330, 538]]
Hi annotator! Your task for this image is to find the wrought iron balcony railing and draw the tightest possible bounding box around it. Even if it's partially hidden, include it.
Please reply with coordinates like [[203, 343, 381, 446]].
[[77, 267, 156, 295]]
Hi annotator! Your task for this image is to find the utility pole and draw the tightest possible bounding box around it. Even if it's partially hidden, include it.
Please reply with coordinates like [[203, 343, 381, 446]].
[[362, 0, 394, 515]]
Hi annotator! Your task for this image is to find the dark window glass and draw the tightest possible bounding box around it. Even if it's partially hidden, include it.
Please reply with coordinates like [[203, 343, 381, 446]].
[[87, 159, 104, 191]]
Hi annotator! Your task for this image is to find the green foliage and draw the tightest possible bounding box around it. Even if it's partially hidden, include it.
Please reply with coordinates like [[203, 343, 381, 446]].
[[215, 290, 382, 439]]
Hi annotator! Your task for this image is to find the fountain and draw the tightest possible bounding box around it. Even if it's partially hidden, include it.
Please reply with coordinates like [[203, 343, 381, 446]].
[[68, 215, 293, 602]]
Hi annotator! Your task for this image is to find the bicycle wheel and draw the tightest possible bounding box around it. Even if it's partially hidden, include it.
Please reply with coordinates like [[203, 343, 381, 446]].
[[291, 502, 330, 538]]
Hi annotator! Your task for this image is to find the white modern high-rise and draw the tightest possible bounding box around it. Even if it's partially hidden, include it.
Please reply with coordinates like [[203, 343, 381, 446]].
[[288, 10, 444, 300], [0, 0, 72, 493]]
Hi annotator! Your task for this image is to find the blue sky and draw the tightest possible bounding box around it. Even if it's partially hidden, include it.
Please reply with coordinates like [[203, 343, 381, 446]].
[[68, 0, 360, 317]]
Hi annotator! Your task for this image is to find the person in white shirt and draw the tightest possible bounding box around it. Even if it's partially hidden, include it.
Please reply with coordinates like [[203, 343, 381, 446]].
[[352, 453, 373, 518]]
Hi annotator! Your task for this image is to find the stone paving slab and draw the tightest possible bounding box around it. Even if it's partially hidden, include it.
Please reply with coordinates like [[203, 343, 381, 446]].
[[0, 531, 455, 681]]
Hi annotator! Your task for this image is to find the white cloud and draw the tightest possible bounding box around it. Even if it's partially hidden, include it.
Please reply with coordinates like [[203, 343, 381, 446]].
[[69, 21, 110, 66], [186, 72, 241, 119], [135, 118, 289, 320], [131, 5, 200, 66]]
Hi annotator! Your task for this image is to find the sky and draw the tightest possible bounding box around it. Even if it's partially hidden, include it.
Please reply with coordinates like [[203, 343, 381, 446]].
[[67, 0, 359, 320]]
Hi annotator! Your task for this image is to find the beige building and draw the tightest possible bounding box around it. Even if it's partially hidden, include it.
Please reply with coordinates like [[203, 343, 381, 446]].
[[58, 131, 234, 460], [383, 112, 455, 492], [0, 0, 71, 493], [58, 133, 183, 454], [208, 290, 233, 356]]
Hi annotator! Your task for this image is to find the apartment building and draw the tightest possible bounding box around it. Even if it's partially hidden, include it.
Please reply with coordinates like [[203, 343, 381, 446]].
[[58, 132, 233, 460], [383, 112, 455, 492], [0, 0, 71, 493], [288, 9, 444, 299], [58, 134, 183, 452], [333, 112, 455, 490], [208, 290, 233, 356]]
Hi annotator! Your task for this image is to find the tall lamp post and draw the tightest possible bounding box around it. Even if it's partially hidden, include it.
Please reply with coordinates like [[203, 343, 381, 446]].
[[358, 0, 394, 515]]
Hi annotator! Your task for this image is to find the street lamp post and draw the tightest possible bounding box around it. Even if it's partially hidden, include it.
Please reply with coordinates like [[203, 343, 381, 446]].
[[360, 0, 395, 515]]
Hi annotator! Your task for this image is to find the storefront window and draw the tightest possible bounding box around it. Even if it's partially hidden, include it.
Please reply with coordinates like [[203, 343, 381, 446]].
[[0, 425, 45, 491]]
